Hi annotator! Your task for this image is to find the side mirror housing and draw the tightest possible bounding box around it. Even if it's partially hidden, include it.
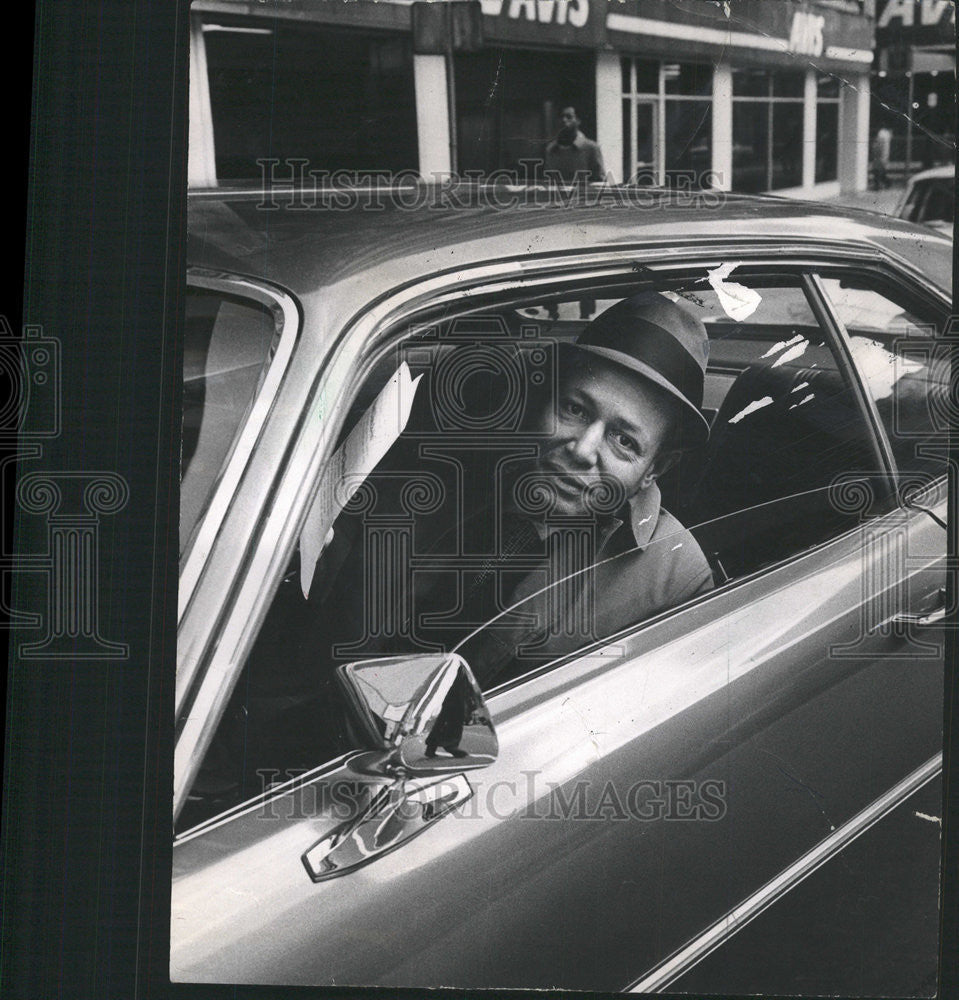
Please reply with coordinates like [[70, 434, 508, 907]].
[[336, 652, 498, 776]]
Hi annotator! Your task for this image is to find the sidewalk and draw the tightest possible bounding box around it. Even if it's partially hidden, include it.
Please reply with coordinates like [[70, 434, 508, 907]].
[[822, 185, 904, 216]]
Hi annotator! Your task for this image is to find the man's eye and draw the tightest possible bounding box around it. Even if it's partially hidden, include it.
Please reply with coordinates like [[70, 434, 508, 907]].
[[615, 432, 638, 453], [563, 400, 585, 418]]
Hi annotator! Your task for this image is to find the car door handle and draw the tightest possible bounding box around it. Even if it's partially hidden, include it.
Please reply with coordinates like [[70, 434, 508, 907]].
[[302, 773, 473, 882]]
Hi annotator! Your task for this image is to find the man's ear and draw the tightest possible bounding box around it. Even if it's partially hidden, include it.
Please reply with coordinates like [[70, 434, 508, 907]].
[[641, 448, 681, 490]]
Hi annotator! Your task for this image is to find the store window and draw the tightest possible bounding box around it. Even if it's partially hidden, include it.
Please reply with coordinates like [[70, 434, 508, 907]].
[[815, 74, 841, 183], [732, 68, 805, 192], [621, 58, 712, 186], [455, 49, 595, 177], [202, 20, 418, 180]]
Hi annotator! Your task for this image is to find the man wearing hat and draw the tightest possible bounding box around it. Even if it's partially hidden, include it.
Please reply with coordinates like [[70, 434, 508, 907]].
[[296, 291, 713, 688], [202, 291, 715, 789], [448, 290, 715, 685]]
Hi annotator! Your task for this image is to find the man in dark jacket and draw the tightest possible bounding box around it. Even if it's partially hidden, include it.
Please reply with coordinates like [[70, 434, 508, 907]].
[[449, 291, 715, 684], [544, 106, 606, 183], [313, 292, 715, 687], [194, 293, 715, 802]]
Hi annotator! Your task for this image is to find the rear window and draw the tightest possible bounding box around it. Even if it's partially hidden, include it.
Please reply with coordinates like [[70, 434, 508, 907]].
[[916, 180, 954, 227], [902, 178, 955, 227]]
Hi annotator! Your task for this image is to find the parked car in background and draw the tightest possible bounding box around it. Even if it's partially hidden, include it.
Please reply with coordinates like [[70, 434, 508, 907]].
[[897, 164, 955, 237], [172, 184, 951, 993]]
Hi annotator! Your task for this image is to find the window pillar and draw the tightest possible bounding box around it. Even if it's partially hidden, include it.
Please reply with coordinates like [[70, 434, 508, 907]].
[[711, 63, 733, 191], [414, 54, 452, 178], [595, 51, 622, 183], [839, 72, 870, 193], [803, 69, 817, 191], [188, 15, 217, 188]]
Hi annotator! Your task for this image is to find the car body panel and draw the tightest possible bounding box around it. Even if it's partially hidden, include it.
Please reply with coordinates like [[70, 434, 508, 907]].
[[668, 774, 942, 996], [172, 486, 945, 988], [173, 191, 950, 990], [189, 192, 953, 316]]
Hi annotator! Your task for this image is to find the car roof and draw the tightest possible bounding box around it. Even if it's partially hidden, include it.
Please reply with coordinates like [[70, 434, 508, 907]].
[[909, 163, 956, 181], [188, 186, 953, 330], [906, 165, 955, 185]]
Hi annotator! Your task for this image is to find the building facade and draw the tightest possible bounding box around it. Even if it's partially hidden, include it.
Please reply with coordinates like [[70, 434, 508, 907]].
[[189, 0, 877, 197], [873, 0, 956, 177]]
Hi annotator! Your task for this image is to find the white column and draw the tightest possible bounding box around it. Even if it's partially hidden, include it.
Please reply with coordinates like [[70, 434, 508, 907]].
[[188, 15, 217, 188], [838, 72, 870, 193], [414, 54, 452, 178], [803, 69, 817, 191], [595, 51, 622, 183], [711, 63, 733, 191]]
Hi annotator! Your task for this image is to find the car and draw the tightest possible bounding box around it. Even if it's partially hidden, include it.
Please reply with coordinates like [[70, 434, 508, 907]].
[[896, 164, 955, 237], [172, 183, 951, 993]]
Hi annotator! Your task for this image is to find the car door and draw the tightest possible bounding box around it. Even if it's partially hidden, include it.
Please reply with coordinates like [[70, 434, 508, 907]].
[[171, 251, 948, 991]]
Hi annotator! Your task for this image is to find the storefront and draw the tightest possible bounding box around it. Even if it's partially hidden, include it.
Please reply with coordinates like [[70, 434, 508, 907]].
[[189, 0, 876, 197], [453, 48, 596, 175], [190, 1, 418, 185], [874, 0, 956, 177], [603, 1, 873, 195]]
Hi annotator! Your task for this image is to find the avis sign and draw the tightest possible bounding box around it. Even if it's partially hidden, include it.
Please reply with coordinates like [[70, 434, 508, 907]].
[[876, 0, 956, 44], [788, 9, 825, 56], [878, 0, 955, 27], [502, 0, 588, 26], [479, 0, 599, 44]]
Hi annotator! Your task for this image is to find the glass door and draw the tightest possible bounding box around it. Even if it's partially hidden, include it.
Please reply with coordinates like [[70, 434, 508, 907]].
[[623, 98, 658, 184]]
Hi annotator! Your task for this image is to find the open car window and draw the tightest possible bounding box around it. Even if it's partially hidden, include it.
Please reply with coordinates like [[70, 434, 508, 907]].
[[177, 271, 927, 833]]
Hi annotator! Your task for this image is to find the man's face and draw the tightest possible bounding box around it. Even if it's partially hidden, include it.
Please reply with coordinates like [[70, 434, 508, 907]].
[[560, 107, 580, 130], [529, 357, 675, 518]]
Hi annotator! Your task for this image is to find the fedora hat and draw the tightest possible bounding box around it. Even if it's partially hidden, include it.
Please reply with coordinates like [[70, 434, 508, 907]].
[[568, 291, 710, 448]]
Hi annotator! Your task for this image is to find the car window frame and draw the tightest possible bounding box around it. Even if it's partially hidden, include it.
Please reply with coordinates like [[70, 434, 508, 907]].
[[808, 263, 951, 490], [173, 241, 951, 821], [179, 270, 301, 617], [459, 264, 947, 694]]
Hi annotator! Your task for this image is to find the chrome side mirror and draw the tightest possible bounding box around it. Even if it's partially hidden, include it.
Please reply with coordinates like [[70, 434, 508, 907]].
[[336, 653, 498, 776]]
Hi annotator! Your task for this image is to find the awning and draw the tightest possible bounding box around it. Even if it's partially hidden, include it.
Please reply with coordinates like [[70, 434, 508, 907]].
[[911, 46, 956, 73], [191, 0, 876, 74]]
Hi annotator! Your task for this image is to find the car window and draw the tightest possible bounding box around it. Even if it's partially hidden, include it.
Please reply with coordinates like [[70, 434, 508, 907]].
[[177, 275, 889, 833], [181, 288, 279, 554], [903, 178, 955, 228], [817, 275, 948, 480], [900, 182, 924, 223], [916, 181, 954, 226]]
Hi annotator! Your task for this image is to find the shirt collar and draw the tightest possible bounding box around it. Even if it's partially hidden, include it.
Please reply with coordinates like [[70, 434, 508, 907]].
[[591, 482, 662, 554], [532, 482, 662, 552], [626, 482, 662, 550]]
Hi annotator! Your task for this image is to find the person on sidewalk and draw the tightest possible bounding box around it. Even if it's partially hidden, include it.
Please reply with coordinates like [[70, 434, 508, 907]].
[[544, 106, 606, 184], [871, 127, 892, 190]]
